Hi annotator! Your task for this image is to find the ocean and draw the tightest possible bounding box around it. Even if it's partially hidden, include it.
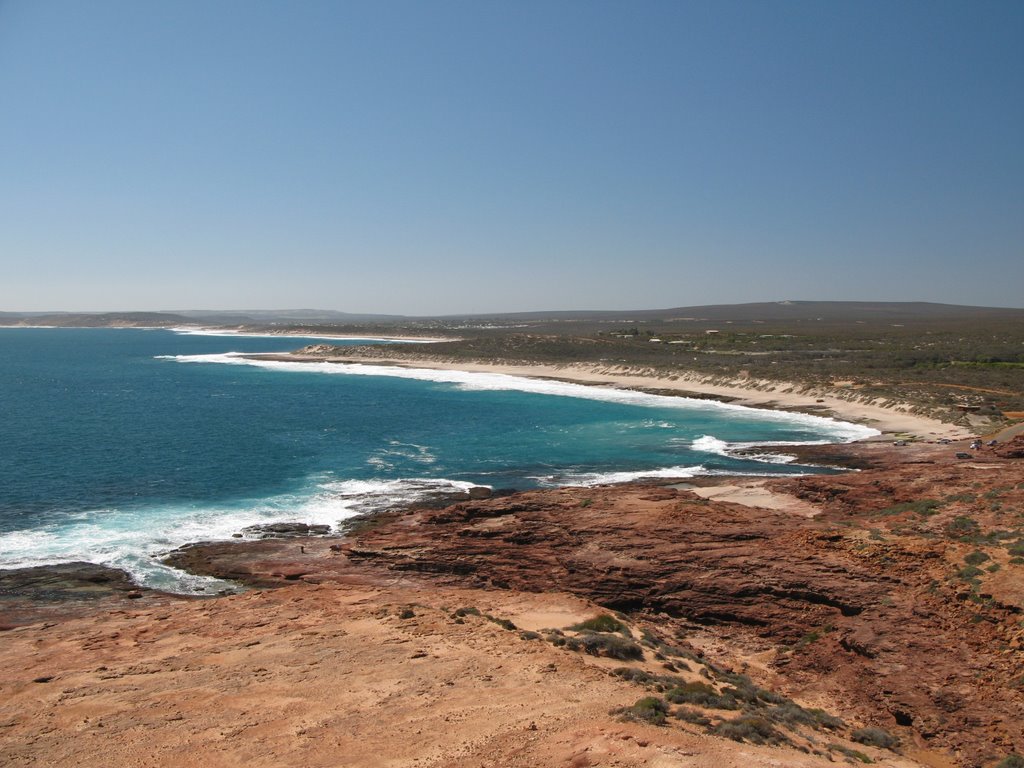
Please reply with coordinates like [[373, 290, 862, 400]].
[[0, 328, 877, 592]]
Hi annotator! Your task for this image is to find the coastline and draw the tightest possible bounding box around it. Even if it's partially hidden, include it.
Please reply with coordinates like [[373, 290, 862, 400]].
[[0, 323, 457, 344], [5, 440, 1018, 767], [3, 427, 1021, 766], [6, 335, 1019, 766], [168, 326, 457, 343], [262, 352, 972, 441]]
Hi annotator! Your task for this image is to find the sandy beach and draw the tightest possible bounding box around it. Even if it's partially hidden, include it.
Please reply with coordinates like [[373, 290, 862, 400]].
[[272, 352, 973, 441]]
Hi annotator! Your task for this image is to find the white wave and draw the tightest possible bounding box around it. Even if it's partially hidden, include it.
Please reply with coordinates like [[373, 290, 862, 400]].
[[161, 353, 879, 442], [168, 327, 444, 343], [367, 441, 437, 467], [691, 434, 807, 465], [729, 439, 832, 449], [691, 435, 731, 455], [532, 464, 707, 487], [0, 476, 483, 593]]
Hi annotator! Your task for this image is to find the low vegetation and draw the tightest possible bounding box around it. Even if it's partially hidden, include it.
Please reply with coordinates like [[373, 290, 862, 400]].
[[613, 696, 669, 726], [564, 631, 644, 660], [595, 624, 867, 756], [711, 714, 787, 745], [851, 726, 900, 750], [300, 310, 1024, 425], [569, 613, 629, 634], [828, 743, 874, 763]]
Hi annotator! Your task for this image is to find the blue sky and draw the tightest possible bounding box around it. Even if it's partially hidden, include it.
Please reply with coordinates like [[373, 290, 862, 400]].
[[1, 0, 1021, 313]]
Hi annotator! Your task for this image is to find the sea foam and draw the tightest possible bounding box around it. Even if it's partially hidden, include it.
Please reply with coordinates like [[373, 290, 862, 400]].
[[161, 353, 880, 443], [169, 327, 442, 342], [0, 476, 481, 592], [690, 434, 807, 464]]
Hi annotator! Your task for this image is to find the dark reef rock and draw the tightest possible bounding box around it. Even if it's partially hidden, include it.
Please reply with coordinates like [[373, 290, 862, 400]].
[[241, 522, 332, 538], [0, 562, 181, 629]]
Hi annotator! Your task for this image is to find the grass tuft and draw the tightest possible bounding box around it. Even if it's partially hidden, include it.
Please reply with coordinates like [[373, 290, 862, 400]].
[[613, 696, 667, 726], [711, 715, 787, 745], [565, 632, 644, 660], [851, 726, 899, 750], [569, 614, 629, 634]]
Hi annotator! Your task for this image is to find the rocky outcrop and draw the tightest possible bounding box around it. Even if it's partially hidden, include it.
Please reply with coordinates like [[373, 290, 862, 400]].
[[0, 562, 182, 629], [240, 522, 332, 538], [994, 435, 1024, 459], [162, 444, 1024, 764]]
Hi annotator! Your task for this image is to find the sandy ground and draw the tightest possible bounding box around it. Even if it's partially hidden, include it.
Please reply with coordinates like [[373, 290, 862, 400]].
[[0, 583, 927, 768], [671, 479, 820, 516], [292, 355, 972, 441]]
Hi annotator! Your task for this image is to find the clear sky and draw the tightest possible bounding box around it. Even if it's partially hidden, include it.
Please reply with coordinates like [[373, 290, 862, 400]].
[[1, 0, 1021, 314]]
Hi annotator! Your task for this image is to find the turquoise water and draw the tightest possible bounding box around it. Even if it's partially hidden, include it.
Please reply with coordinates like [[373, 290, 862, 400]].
[[0, 328, 875, 591]]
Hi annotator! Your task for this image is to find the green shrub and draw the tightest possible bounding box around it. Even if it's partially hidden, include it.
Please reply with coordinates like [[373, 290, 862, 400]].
[[828, 743, 874, 763], [760, 702, 845, 731], [1007, 541, 1024, 556], [711, 715, 787, 745], [996, 755, 1024, 768], [764, 702, 815, 726], [806, 708, 846, 730], [453, 606, 480, 617], [519, 630, 540, 641], [484, 614, 516, 631], [959, 565, 984, 579], [666, 681, 739, 710], [570, 614, 628, 634], [964, 550, 991, 565], [945, 493, 976, 503], [611, 667, 655, 684], [851, 726, 899, 750], [565, 632, 644, 660], [674, 707, 711, 726], [878, 500, 942, 516], [639, 628, 694, 660], [609, 667, 687, 692], [614, 696, 668, 726], [947, 516, 981, 538]]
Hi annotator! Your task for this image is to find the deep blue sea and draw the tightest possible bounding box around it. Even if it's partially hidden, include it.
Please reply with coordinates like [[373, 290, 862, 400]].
[[0, 328, 876, 592]]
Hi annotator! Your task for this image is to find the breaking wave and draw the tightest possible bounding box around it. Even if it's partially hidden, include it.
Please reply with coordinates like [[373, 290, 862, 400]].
[[161, 353, 879, 443]]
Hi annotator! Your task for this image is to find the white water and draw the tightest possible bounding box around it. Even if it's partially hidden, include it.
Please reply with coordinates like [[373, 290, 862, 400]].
[[0, 476, 480, 592], [163, 352, 880, 442]]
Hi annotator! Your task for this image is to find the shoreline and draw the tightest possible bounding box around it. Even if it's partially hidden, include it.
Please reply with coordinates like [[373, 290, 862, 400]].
[[3, 437, 1021, 765], [261, 352, 973, 441], [0, 323, 457, 343], [0, 351, 974, 602], [169, 326, 457, 343]]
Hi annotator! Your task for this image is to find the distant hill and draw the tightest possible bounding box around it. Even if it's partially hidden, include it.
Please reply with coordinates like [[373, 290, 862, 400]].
[[0, 309, 407, 327], [1, 302, 1021, 330], [175, 309, 409, 324], [440, 301, 1024, 324], [0, 312, 192, 327]]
